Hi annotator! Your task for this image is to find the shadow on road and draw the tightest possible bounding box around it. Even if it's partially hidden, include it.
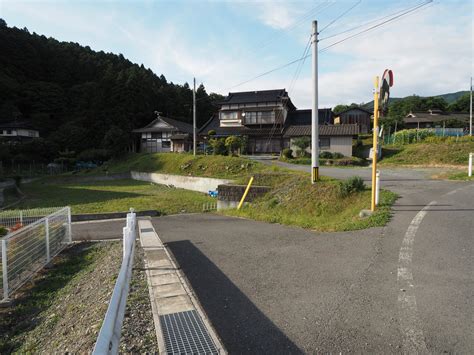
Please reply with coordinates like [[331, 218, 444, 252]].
[[165, 240, 302, 354]]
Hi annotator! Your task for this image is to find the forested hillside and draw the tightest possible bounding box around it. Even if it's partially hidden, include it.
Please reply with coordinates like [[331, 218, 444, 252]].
[[0, 19, 222, 162]]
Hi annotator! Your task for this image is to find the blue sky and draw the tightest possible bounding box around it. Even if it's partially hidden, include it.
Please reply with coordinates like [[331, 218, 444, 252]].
[[0, 0, 472, 108]]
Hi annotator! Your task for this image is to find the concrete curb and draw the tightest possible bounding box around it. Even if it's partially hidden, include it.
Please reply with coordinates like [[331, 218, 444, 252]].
[[71, 210, 160, 222]]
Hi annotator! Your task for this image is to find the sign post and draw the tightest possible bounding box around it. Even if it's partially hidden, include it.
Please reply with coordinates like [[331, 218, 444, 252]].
[[371, 69, 393, 212]]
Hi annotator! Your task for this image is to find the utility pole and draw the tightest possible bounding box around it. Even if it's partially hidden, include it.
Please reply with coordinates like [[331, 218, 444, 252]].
[[371, 76, 380, 212], [311, 20, 319, 183], [193, 77, 197, 155], [470, 76, 472, 136]]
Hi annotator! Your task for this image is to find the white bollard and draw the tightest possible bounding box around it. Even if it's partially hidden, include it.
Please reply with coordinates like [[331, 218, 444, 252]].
[[469, 153, 473, 177], [375, 170, 380, 206]]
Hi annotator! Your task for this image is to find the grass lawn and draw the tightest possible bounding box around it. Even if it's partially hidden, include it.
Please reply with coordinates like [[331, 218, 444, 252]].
[[76, 152, 268, 179], [380, 139, 474, 166], [16, 178, 214, 214], [222, 172, 397, 232]]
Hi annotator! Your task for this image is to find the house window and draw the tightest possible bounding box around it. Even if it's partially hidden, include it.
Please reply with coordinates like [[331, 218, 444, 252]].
[[220, 111, 239, 120], [6, 130, 12, 135], [244, 111, 275, 124], [151, 132, 162, 139], [319, 137, 330, 149], [161, 140, 171, 148]]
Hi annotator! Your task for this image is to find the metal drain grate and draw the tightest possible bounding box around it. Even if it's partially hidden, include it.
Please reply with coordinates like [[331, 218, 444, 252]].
[[140, 228, 154, 233], [159, 310, 219, 354]]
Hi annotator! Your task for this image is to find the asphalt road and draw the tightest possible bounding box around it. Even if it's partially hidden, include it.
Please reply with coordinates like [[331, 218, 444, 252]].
[[73, 164, 473, 353]]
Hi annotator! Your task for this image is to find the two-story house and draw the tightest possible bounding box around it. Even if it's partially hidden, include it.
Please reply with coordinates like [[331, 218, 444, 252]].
[[199, 89, 336, 154]]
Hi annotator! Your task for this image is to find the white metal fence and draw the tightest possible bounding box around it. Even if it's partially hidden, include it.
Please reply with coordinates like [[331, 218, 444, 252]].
[[93, 210, 136, 355], [0, 207, 65, 230], [0, 207, 72, 302]]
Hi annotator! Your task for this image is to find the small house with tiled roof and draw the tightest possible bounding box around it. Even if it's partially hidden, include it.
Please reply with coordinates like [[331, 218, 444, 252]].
[[0, 120, 39, 142], [133, 114, 194, 153]]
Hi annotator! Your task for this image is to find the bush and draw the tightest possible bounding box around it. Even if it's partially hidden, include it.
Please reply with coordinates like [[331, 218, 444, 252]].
[[320, 151, 333, 159], [282, 148, 293, 159], [0, 226, 8, 237], [332, 152, 344, 159], [209, 138, 227, 155], [338, 176, 366, 197]]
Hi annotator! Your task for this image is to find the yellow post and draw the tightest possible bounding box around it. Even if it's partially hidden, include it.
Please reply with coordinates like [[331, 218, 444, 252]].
[[237, 176, 254, 210], [371, 76, 380, 212]]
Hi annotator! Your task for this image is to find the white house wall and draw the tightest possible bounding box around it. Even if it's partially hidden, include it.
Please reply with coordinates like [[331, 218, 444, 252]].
[[290, 136, 353, 157]]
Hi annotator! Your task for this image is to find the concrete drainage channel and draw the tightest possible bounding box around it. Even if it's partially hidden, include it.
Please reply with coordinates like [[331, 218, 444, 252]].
[[138, 219, 226, 354]]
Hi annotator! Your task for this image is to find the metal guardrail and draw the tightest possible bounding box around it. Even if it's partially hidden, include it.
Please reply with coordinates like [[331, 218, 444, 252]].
[[0, 206, 72, 302], [93, 210, 136, 355]]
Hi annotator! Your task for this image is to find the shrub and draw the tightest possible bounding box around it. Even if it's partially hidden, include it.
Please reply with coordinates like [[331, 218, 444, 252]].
[[209, 138, 227, 155], [293, 137, 311, 157], [0, 226, 8, 237], [208, 130, 216, 136], [282, 148, 293, 159], [225, 136, 242, 155], [338, 176, 366, 197], [320, 151, 333, 159], [332, 152, 344, 159]]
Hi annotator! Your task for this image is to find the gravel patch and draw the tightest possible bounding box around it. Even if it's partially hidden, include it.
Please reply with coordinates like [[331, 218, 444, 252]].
[[120, 243, 158, 352]]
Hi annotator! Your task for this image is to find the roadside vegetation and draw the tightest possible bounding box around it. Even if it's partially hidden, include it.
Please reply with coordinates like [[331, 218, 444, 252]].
[[83, 152, 266, 179], [223, 172, 397, 232], [0, 242, 120, 353], [380, 136, 474, 166], [280, 147, 366, 167], [12, 153, 397, 231], [14, 178, 214, 214]]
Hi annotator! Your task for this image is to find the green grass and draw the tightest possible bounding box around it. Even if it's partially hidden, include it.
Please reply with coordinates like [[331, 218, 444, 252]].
[[280, 156, 366, 167], [221, 172, 397, 232], [0, 243, 111, 353], [380, 139, 474, 166], [445, 171, 474, 181], [16, 178, 214, 214], [78, 153, 267, 179]]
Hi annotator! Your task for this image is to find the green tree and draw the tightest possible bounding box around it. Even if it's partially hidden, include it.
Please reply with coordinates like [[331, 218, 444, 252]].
[[209, 138, 227, 155], [224, 135, 242, 156], [448, 93, 470, 112], [293, 136, 311, 157]]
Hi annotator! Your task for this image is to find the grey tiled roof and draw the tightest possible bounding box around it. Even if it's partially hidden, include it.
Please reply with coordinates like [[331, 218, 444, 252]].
[[284, 124, 359, 137], [404, 112, 469, 124], [133, 116, 193, 134]]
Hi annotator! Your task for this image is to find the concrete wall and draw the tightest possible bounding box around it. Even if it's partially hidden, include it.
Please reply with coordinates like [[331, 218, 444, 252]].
[[131, 171, 232, 193], [217, 184, 270, 210]]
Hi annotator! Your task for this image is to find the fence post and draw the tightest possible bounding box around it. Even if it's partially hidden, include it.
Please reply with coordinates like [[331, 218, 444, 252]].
[[469, 153, 473, 177], [375, 171, 380, 206], [45, 217, 50, 263], [67, 207, 72, 243], [1, 239, 8, 301]]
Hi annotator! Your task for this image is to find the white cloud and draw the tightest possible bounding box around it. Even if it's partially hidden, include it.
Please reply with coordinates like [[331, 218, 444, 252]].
[[289, 1, 473, 107]]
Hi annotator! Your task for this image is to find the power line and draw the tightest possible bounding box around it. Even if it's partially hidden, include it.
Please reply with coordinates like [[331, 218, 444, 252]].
[[223, 0, 433, 93], [319, 0, 433, 41], [319, 0, 361, 33], [320, 0, 433, 52]]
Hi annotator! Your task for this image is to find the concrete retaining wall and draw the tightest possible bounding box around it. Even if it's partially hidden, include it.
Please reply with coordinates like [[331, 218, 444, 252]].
[[131, 171, 232, 193], [217, 184, 270, 210]]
